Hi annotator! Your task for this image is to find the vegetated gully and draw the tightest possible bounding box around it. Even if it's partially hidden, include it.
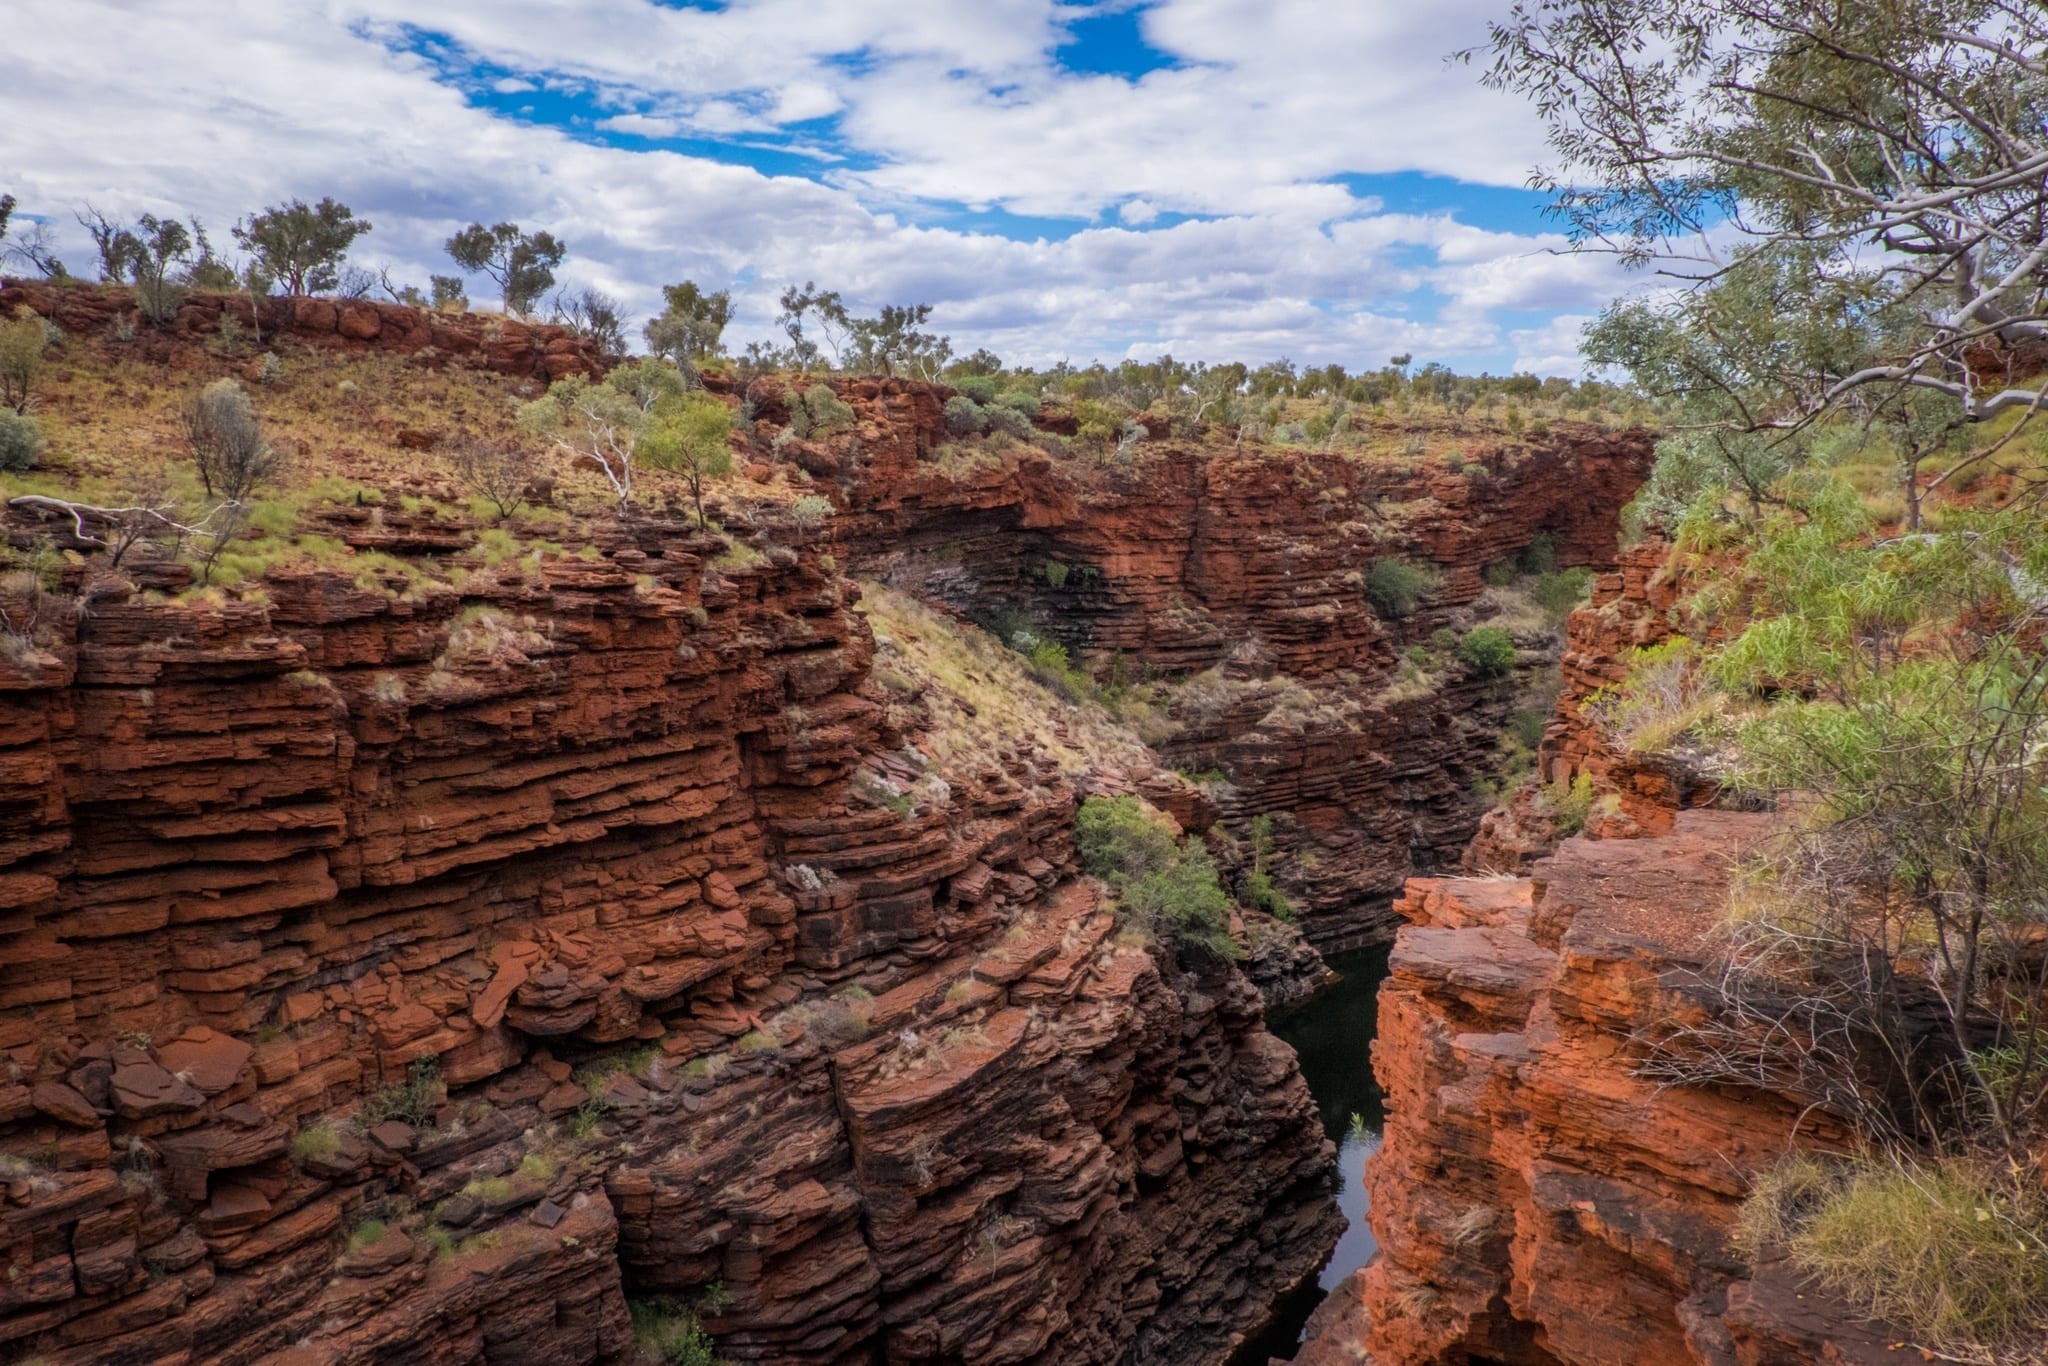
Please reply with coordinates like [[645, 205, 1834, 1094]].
[[1233, 944, 1393, 1362]]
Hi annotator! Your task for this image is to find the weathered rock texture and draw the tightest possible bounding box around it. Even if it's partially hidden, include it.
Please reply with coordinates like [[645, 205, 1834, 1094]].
[[1464, 539, 1724, 875], [0, 279, 608, 381], [769, 376, 1655, 947], [0, 510, 1336, 1363], [1295, 812, 1897, 1365]]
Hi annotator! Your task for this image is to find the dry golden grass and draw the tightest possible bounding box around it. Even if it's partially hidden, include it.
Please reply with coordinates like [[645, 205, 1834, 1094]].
[[858, 581, 1155, 778], [0, 337, 800, 602]]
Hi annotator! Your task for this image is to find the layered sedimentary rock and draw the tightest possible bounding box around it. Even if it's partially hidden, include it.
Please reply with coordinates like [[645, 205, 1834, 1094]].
[[1296, 813, 1897, 1365], [1464, 539, 1721, 874], [0, 504, 1335, 1363], [767, 375, 1655, 944]]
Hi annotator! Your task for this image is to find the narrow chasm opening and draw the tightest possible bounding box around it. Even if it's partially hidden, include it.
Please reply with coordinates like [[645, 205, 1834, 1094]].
[[1230, 943, 1393, 1363]]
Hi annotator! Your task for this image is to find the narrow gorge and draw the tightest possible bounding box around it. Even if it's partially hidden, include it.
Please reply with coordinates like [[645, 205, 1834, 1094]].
[[0, 284, 1944, 1366], [0, 285, 1671, 1365]]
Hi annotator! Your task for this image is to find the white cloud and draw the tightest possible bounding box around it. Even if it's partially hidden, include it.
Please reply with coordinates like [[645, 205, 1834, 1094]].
[[595, 113, 683, 138], [1509, 315, 1597, 377], [0, 0, 1632, 373]]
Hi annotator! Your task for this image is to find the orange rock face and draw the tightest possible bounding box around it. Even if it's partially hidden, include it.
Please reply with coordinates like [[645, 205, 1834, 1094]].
[[1301, 813, 1894, 1365], [0, 514, 1338, 1363], [1464, 539, 1721, 875]]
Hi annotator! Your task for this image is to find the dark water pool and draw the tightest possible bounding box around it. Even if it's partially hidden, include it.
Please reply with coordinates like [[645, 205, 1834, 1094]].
[[1229, 944, 1391, 1364]]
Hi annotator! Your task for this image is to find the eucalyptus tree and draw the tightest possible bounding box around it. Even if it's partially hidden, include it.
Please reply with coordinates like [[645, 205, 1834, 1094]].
[[1480, 0, 2048, 510], [446, 222, 566, 316]]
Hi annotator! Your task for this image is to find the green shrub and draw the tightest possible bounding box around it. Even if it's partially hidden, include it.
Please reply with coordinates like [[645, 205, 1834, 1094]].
[[1364, 557, 1442, 618], [1540, 772, 1595, 835], [801, 383, 854, 435], [953, 375, 999, 404], [0, 410, 45, 471], [986, 403, 1033, 439], [790, 494, 834, 529], [1025, 639, 1095, 702], [1242, 813, 1293, 921], [1458, 626, 1517, 678], [943, 395, 987, 437], [361, 1056, 441, 1128], [345, 1219, 390, 1255], [1735, 1156, 2048, 1358], [1041, 559, 1070, 589], [629, 1297, 721, 1366], [1531, 566, 1594, 621], [1516, 532, 1560, 576], [995, 390, 1041, 419], [1076, 796, 1238, 958], [291, 1121, 342, 1165]]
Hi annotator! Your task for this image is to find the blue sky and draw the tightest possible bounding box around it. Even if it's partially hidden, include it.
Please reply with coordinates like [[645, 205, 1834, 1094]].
[[1, 1, 1638, 374]]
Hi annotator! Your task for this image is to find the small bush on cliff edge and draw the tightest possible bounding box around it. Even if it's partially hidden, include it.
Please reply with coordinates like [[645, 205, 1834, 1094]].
[[1075, 796, 1239, 959], [1364, 557, 1441, 618], [629, 1296, 723, 1366]]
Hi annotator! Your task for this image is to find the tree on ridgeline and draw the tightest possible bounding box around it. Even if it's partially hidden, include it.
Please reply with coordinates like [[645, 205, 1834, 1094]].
[[232, 198, 371, 297], [643, 280, 735, 385], [445, 221, 565, 317]]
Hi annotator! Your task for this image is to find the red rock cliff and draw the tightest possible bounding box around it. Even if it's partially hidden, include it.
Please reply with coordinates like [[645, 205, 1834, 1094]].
[[0, 508, 1337, 1363], [1293, 813, 1901, 1366]]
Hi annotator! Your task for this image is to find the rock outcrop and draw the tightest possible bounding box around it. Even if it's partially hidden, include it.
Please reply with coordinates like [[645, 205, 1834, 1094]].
[[0, 279, 609, 381], [1297, 812, 1897, 1365], [0, 509, 1335, 1363], [1464, 539, 1723, 875]]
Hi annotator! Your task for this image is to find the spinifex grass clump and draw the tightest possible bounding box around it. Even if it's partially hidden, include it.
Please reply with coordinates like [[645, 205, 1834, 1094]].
[[1737, 1155, 2048, 1358]]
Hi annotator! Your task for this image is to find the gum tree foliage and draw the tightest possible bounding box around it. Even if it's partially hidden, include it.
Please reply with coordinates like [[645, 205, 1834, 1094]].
[[430, 275, 468, 311], [643, 281, 735, 384], [1479, 0, 2048, 518], [445, 222, 566, 317], [124, 215, 193, 324], [183, 221, 240, 292], [231, 198, 371, 296], [848, 303, 952, 379], [0, 308, 48, 414], [1625, 483, 2048, 1162], [517, 359, 689, 512], [775, 282, 848, 372], [1497, 2, 2048, 1183], [0, 195, 65, 280], [75, 205, 131, 282], [636, 393, 734, 528]]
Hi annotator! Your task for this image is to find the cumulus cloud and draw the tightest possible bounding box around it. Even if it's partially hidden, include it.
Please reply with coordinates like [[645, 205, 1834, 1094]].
[[0, 0, 1636, 373], [1509, 315, 1598, 377]]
